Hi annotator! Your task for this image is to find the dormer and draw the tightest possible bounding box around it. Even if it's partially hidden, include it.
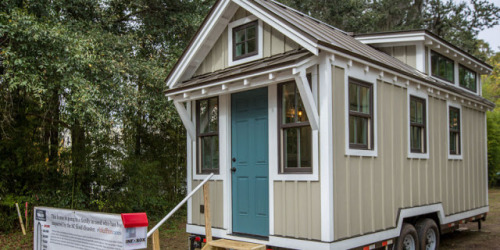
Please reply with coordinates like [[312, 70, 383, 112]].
[[355, 30, 493, 96]]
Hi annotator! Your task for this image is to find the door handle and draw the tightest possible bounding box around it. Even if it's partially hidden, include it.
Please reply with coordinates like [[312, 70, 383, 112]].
[[231, 167, 237, 173], [232, 157, 236, 162]]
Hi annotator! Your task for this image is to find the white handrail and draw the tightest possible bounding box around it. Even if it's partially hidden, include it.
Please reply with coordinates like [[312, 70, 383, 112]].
[[147, 173, 214, 238]]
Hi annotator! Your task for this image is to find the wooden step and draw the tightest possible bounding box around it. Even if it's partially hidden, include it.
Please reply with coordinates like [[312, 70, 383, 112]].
[[202, 239, 266, 250]]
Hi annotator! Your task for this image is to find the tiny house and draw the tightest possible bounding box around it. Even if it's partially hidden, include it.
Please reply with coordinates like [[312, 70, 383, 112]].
[[164, 0, 494, 249]]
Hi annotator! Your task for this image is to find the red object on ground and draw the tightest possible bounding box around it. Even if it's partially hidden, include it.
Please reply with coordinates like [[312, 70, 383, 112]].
[[121, 213, 148, 228]]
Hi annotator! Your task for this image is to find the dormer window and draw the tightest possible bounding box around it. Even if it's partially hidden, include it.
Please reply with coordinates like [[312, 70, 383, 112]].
[[228, 17, 263, 66], [233, 21, 258, 61], [459, 64, 477, 93], [431, 51, 454, 83]]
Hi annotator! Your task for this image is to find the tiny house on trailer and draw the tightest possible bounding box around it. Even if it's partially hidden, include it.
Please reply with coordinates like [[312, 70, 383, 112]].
[[164, 0, 494, 249]]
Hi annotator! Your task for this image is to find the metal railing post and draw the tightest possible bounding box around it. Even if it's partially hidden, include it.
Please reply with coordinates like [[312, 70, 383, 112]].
[[147, 173, 214, 238]]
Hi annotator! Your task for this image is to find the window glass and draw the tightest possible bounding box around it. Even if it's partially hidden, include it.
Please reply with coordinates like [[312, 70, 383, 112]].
[[459, 65, 477, 92], [279, 81, 312, 173], [197, 97, 219, 173], [431, 51, 454, 82], [449, 107, 461, 155], [233, 21, 258, 60], [349, 79, 373, 150], [410, 96, 426, 153]]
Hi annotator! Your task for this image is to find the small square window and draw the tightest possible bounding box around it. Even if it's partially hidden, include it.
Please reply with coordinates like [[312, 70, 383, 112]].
[[459, 65, 477, 92], [431, 51, 454, 83], [232, 21, 258, 61]]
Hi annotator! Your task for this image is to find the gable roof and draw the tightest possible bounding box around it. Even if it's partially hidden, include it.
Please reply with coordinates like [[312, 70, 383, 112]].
[[165, 0, 494, 108]]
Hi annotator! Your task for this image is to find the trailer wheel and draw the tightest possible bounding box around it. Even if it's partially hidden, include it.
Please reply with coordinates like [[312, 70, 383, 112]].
[[416, 219, 439, 250], [395, 223, 419, 250]]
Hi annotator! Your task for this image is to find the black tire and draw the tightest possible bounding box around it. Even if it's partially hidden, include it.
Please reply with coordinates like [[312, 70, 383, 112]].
[[416, 218, 440, 250], [395, 223, 420, 250]]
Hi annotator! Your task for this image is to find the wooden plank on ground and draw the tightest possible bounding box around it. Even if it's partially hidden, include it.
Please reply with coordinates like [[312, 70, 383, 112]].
[[15, 203, 26, 235], [206, 239, 266, 250]]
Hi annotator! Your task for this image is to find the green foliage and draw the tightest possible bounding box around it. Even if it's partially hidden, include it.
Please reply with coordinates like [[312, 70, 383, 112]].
[[0, 0, 212, 232], [483, 52, 500, 186]]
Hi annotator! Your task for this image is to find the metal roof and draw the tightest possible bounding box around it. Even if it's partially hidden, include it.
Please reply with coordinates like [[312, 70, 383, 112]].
[[165, 49, 312, 94], [166, 0, 494, 108], [250, 0, 494, 107]]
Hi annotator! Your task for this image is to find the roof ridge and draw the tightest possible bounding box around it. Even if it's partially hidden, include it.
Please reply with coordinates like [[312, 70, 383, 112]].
[[262, 0, 351, 36]]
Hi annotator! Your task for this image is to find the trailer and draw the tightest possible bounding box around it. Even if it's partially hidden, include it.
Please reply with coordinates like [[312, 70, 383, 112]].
[[164, 0, 494, 249]]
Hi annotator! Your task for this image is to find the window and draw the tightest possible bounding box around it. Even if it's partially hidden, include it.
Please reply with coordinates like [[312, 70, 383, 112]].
[[449, 107, 461, 155], [197, 97, 219, 174], [459, 65, 477, 92], [279, 81, 312, 173], [349, 79, 373, 150], [410, 96, 426, 153], [232, 20, 258, 61], [431, 51, 454, 83]]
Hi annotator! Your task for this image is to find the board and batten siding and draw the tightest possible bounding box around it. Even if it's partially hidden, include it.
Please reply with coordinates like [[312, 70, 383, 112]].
[[332, 66, 487, 240], [194, 8, 300, 76], [191, 180, 224, 229], [273, 181, 322, 240], [378, 46, 417, 69]]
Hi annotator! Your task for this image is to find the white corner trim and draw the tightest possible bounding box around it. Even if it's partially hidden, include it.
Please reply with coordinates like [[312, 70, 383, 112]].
[[186, 102, 193, 224], [407, 87, 430, 159], [174, 101, 196, 140], [227, 16, 264, 67], [319, 53, 334, 241], [342, 62, 379, 157], [447, 101, 463, 160]]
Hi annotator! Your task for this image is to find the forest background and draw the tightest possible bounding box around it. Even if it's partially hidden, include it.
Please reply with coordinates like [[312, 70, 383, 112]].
[[1, 0, 499, 232]]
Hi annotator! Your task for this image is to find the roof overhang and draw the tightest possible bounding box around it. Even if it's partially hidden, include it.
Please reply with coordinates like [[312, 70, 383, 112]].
[[166, 52, 316, 102], [355, 30, 493, 75]]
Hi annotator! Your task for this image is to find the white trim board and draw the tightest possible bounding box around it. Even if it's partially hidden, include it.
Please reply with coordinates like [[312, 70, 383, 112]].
[[186, 204, 488, 250], [407, 86, 430, 159]]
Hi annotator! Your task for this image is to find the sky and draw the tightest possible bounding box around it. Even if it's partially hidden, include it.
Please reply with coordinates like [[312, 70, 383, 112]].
[[477, 0, 500, 52]]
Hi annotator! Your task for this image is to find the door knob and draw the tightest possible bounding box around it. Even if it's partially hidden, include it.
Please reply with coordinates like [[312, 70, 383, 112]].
[[231, 167, 237, 173]]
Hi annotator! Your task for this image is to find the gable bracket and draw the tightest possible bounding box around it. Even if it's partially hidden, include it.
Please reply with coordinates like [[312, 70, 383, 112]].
[[294, 70, 319, 130], [174, 101, 196, 141]]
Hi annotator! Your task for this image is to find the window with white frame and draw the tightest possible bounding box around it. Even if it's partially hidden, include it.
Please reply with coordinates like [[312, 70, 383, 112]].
[[459, 64, 477, 93], [409, 96, 426, 154], [449, 106, 461, 156], [197, 97, 219, 174], [348, 78, 374, 150], [278, 81, 312, 173], [228, 17, 263, 66]]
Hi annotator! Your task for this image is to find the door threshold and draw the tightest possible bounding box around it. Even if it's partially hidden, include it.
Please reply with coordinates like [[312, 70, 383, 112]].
[[228, 232, 269, 241]]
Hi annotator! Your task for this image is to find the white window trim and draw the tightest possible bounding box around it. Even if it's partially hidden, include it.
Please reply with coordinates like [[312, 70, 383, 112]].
[[447, 101, 463, 160], [269, 74, 319, 181], [407, 87, 430, 159], [227, 16, 263, 67], [343, 65, 378, 157], [192, 98, 226, 181]]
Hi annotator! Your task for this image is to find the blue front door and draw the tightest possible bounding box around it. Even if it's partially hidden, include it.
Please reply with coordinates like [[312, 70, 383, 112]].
[[231, 87, 269, 236]]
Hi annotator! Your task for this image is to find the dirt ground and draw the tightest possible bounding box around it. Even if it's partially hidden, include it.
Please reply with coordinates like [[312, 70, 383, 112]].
[[2, 189, 500, 249]]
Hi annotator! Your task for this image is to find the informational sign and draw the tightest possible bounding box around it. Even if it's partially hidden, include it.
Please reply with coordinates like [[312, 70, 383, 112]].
[[33, 207, 147, 250], [121, 213, 148, 250]]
